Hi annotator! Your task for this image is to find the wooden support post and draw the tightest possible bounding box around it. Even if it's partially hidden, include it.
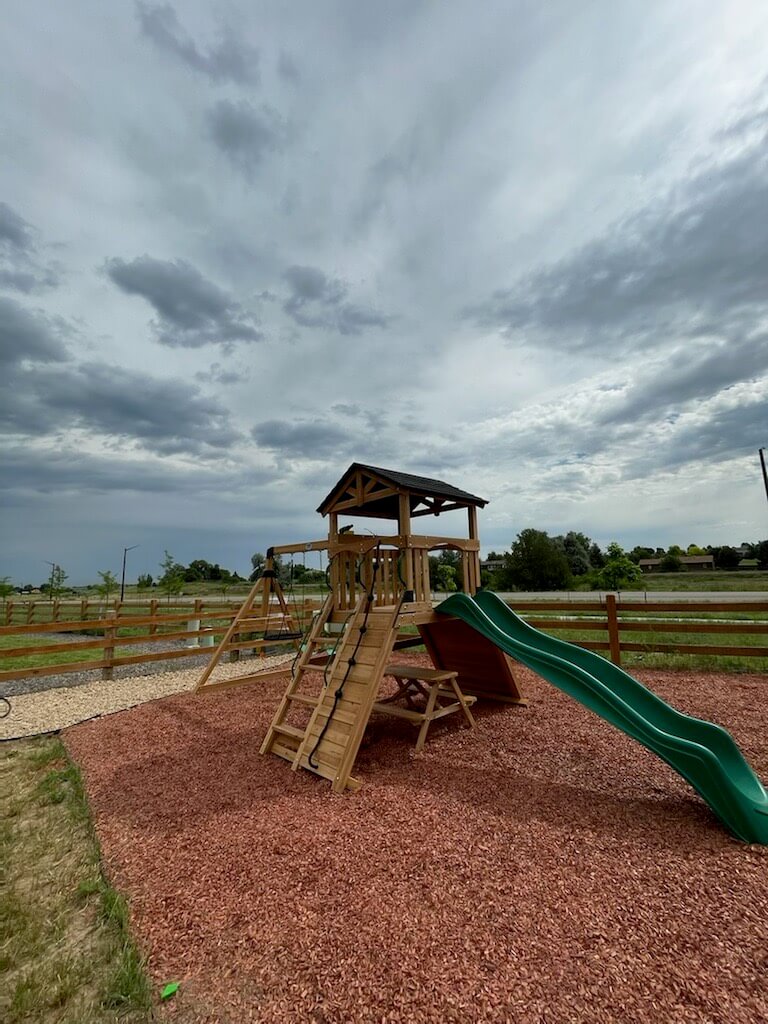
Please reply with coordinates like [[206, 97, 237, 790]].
[[26, 602, 35, 625], [399, 492, 414, 592], [149, 599, 158, 636], [606, 594, 621, 665], [5, 600, 13, 626], [80, 598, 89, 620], [102, 609, 117, 681], [52, 599, 60, 622]]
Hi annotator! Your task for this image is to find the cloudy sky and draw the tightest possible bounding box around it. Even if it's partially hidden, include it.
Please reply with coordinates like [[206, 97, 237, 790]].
[[3, 1, 768, 584]]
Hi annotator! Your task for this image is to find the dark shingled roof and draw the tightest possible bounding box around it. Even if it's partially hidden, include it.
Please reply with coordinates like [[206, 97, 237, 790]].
[[317, 462, 487, 518]]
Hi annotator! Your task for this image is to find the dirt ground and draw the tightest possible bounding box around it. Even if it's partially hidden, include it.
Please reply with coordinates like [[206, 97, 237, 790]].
[[64, 659, 768, 1024]]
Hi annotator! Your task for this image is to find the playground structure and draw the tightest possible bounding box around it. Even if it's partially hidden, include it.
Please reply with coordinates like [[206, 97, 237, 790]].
[[196, 462, 768, 843]]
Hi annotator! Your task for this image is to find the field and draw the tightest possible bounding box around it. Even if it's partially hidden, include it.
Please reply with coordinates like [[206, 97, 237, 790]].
[[616, 570, 768, 592]]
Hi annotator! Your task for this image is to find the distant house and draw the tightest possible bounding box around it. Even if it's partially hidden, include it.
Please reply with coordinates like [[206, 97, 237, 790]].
[[481, 559, 504, 574], [737, 558, 760, 570], [639, 555, 715, 573]]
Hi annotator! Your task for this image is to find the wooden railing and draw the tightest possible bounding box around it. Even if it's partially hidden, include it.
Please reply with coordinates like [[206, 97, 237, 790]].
[[0, 598, 322, 683]]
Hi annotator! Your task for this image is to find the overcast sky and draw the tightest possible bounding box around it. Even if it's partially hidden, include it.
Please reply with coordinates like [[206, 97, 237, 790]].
[[3, 1, 768, 584]]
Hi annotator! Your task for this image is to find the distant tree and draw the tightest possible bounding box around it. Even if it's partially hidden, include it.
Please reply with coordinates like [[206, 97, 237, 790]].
[[42, 564, 68, 600], [755, 539, 768, 569], [659, 553, 682, 572], [667, 544, 684, 557], [96, 569, 118, 607], [136, 573, 153, 589], [687, 543, 706, 555], [554, 532, 592, 576], [249, 552, 266, 582], [709, 546, 740, 570], [429, 550, 463, 590], [502, 529, 571, 591], [589, 542, 605, 569], [628, 546, 655, 564], [435, 564, 458, 592], [594, 542, 643, 590], [0, 576, 14, 604], [158, 550, 185, 604]]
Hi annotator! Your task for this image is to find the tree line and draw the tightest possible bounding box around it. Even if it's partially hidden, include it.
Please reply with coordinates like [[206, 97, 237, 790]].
[[483, 532, 768, 592]]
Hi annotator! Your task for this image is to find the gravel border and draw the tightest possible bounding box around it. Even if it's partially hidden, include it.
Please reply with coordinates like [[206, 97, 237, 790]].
[[0, 653, 294, 740]]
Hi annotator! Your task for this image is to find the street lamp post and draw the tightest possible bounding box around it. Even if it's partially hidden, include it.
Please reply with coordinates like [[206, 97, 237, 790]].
[[44, 560, 56, 603], [120, 545, 139, 602]]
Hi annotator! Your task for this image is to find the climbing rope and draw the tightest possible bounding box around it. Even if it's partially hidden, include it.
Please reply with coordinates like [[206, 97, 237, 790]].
[[308, 542, 383, 770]]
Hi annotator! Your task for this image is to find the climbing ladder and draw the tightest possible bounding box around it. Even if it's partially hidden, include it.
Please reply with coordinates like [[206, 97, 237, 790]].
[[261, 595, 403, 791], [259, 591, 339, 761]]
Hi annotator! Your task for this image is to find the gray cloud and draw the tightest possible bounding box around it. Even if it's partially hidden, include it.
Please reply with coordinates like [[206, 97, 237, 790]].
[[136, 1, 259, 84], [105, 255, 262, 347], [0, 357, 241, 453], [0, 202, 61, 293], [469, 112, 768, 356], [207, 100, 285, 178], [625, 389, 768, 479], [0, 296, 69, 365], [283, 265, 392, 335], [0, 202, 33, 248], [598, 333, 768, 428], [252, 418, 351, 458]]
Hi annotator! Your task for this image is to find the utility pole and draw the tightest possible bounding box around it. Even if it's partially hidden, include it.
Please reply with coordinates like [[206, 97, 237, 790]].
[[120, 545, 139, 601], [760, 448, 768, 506], [44, 560, 56, 602]]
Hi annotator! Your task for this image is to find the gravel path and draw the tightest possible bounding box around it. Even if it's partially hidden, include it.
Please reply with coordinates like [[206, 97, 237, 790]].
[[0, 653, 294, 740], [63, 661, 768, 1023]]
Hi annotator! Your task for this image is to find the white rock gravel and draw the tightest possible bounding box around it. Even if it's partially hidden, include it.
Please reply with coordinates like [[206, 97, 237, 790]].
[[0, 653, 294, 740]]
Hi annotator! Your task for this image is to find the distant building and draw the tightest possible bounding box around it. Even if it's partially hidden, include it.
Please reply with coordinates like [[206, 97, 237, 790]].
[[737, 558, 760, 570], [481, 559, 504, 574], [638, 555, 715, 573]]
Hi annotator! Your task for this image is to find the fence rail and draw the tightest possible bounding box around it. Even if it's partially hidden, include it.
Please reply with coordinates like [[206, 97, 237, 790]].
[[1, 594, 767, 684], [0, 598, 322, 683]]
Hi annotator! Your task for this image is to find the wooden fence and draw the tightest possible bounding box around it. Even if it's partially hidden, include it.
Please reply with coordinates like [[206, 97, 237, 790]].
[[0, 598, 322, 684], [1, 595, 767, 684], [515, 594, 768, 666]]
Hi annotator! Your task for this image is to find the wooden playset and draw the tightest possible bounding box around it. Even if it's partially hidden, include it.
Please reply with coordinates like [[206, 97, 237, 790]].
[[196, 463, 525, 791]]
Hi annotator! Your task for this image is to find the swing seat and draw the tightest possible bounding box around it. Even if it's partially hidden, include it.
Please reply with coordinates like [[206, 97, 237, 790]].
[[263, 630, 304, 641]]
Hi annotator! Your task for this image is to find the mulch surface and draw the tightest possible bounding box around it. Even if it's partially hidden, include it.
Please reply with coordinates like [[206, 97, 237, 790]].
[[64, 657, 768, 1024]]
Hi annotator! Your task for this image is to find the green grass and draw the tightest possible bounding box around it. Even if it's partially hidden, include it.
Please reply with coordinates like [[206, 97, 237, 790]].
[[0, 737, 155, 1023], [578, 570, 768, 592]]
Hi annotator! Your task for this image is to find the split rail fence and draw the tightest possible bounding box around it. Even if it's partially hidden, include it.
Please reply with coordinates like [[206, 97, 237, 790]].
[[1, 594, 767, 685]]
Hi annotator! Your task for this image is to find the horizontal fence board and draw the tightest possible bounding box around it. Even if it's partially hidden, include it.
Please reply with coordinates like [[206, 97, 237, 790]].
[[620, 642, 768, 657], [0, 658, 110, 682], [616, 621, 768, 635]]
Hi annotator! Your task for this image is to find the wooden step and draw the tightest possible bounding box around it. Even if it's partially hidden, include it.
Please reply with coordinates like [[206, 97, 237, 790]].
[[286, 693, 319, 707], [273, 723, 305, 741]]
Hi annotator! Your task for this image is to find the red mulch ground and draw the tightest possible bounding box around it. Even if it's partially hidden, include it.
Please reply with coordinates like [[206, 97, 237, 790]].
[[64, 658, 768, 1024]]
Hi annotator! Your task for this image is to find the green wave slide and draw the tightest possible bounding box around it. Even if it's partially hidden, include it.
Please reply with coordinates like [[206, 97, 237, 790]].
[[437, 591, 768, 844]]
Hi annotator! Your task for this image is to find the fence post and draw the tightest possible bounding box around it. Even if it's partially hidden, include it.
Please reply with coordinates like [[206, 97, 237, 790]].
[[606, 593, 621, 665], [4, 600, 13, 626], [149, 599, 158, 636], [80, 598, 89, 620], [102, 609, 117, 681], [53, 598, 60, 622], [26, 602, 35, 625]]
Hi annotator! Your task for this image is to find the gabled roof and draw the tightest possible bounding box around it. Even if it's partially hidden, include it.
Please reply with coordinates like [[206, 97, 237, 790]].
[[317, 462, 487, 519]]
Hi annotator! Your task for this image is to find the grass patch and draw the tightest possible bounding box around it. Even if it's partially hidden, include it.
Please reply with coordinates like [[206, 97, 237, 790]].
[[0, 736, 155, 1023]]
